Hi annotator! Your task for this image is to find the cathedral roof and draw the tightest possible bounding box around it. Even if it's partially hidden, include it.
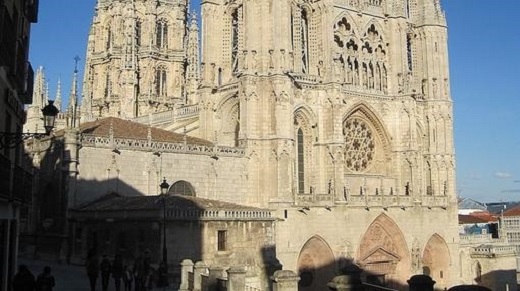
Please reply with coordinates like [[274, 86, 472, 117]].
[[77, 117, 213, 146], [74, 192, 270, 214]]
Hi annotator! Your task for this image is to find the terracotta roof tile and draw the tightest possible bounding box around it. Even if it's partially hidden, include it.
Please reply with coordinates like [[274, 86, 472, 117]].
[[458, 215, 487, 224], [503, 205, 520, 217], [75, 117, 213, 146], [75, 193, 267, 212]]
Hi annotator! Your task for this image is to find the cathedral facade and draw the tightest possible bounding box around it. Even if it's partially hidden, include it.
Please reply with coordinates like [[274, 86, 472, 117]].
[[27, 0, 461, 289]]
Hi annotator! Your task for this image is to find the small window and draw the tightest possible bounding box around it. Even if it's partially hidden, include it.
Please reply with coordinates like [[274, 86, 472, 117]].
[[217, 230, 227, 251]]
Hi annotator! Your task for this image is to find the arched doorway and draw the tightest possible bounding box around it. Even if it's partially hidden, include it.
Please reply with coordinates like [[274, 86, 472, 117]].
[[422, 234, 450, 288], [297, 236, 336, 291], [358, 214, 410, 288]]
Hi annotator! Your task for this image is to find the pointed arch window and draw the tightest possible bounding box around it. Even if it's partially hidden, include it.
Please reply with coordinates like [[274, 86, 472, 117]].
[[106, 25, 112, 50], [300, 9, 309, 74], [156, 20, 168, 49], [135, 20, 142, 47], [297, 128, 305, 193], [406, 33, 413, 71], [231, 9, 239, 73], [155, 67, 167, 97]]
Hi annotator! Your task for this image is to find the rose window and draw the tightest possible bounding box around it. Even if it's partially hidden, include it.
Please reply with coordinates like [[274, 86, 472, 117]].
[[344, 117, 375, 172]]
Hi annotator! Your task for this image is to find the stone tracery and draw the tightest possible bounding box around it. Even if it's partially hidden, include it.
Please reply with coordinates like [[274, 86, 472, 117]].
[[333, 17, 388, 93]]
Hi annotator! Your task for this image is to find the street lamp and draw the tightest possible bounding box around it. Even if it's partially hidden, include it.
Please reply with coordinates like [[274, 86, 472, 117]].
[[158, 178, 170, 288], [159, 178, 170, 264], [0, 100, 59, 149]]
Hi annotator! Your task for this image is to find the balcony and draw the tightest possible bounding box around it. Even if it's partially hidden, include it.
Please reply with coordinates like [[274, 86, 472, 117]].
[[0, 154, 12, 200], [12, 163, 33, 204]]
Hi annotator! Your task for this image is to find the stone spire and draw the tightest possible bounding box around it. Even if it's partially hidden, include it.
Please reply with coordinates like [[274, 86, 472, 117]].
[[25, 66, 48, 133], [32, 66, 47, 108], [55, 78, 62, 112], [185, 11, 200, 104], [67, 56, 80, 128]]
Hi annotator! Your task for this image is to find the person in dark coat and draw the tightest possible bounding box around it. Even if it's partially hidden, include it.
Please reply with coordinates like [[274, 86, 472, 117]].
[[122, 265, 133, 291], [13, 265, 36, 291], [35, 266, 55, 291], [100, 254, 112, 291], [112, 254, 124, 291], [86, 251, 99, 291]]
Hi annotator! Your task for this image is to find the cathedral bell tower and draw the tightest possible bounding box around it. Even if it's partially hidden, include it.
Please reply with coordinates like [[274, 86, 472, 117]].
[[81, 0, 193, 121]]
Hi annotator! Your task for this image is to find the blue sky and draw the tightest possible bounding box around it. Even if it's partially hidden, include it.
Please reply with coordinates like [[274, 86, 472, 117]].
[[29, 1, 520, 203]]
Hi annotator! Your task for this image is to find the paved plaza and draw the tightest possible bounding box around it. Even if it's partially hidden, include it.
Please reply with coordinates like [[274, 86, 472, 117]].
[[18, 258, 175, 291]]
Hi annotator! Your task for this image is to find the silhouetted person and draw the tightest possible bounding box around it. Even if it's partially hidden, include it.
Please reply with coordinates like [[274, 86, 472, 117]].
[[13, 265, 36, 291], [112, 254, 124, 291], [156, 261, 168, 287], [36, 266, 55, 291], [100, 254, 112, 291], [122, 266, 133, 291], [86, 251, 99, 291], [133, 250, 151, 291]]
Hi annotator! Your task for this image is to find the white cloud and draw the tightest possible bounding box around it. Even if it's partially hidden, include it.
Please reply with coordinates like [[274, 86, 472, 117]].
[[495, 172, 512, 179]]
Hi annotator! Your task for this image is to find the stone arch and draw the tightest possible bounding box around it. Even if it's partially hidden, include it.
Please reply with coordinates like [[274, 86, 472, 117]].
[[168, 180, 196, 196], [294, 105, 317, 194], [358, 213, 410, 286], [342, 103, 392, 175], [422, 234, 450, 288], [214, 94, 240, 147], [297, 235, 336, 291], [333, 11, 360, 37]]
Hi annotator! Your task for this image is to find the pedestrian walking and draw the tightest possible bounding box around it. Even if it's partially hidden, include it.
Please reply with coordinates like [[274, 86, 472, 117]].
[[86, 250, 100, 291], [35, 266, 55, 291], [13, 264, 36, 291], [122, 266, 133, 291], [100, 254, 112, 291], [112, 254, 124, 291], [123, 266, 134, 291]]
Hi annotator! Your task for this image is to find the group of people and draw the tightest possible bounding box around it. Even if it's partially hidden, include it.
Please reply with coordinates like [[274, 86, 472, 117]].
[[85, 249, 167, 291], [12, 265, 55, 291]]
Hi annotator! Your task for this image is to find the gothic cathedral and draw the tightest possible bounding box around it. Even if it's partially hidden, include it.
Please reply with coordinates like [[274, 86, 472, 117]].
[[31, 0, 460, 289]]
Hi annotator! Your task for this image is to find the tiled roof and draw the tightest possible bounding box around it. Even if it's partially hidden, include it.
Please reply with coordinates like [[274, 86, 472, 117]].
[[503, 205, 520, 217], [458, 211, 498, 224], [57, 117, 213, 146], [458, 215, 487, 224], [74, 192, 267, 212]]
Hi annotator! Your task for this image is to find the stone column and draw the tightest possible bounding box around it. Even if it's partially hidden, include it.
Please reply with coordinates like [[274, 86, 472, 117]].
[[407, 274, 435, 291], [226, 266, 247, 291], [207, 266, 225, 291], [193, 261, 207, 291], [179, 259, 194, 291], [271, 270, 299, 291]]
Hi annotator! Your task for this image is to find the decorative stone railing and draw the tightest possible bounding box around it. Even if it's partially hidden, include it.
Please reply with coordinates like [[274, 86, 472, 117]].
[[295, 193, 333, 206], [81, 135, 245, 158], [459, 234, 494, 245], [132, 105, 200, 125], [472, 245, 516, 255], [166, 209, 273, 221]]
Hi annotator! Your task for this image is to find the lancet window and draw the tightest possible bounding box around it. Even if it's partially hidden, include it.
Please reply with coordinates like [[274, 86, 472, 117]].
[[155, 67, 167, 97], [406, 33, 413, 71], [333, 19, 388, 93], [231, 9, 239, 73], [300, 10, 309, 73], [135, 20, 142, 47], [291, 6, 311, 74], [106, 24, 112, 50], [297, 128, 305, 193], [156, 20, 168, 49]]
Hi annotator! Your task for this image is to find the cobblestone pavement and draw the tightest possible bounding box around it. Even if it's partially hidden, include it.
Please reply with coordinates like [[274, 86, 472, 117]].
[[18, 258, 176, 291]]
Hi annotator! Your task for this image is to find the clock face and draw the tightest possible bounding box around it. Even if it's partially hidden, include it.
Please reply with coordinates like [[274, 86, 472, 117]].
[[344, 117, 375, 172]]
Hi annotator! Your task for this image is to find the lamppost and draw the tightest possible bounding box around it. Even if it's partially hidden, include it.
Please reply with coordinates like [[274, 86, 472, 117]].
[[159, 178, 170, 264], [158, 178, 170, 288], [0, 100, 59, 149]]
